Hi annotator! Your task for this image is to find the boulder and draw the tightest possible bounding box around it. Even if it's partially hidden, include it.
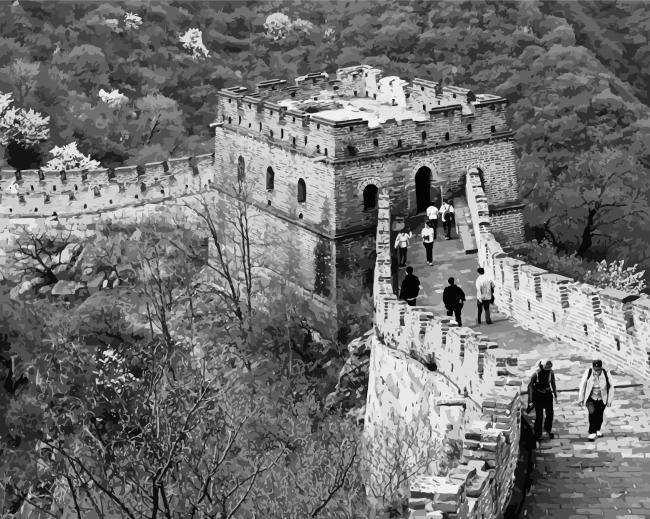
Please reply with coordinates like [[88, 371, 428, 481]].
[[38, 284, 53, 296], [59, 242, 82, 265], [51, 280, 85, 297], [52, 264, 69, 277], [9, 279, 36, 300], [87, 273, 105, 294]]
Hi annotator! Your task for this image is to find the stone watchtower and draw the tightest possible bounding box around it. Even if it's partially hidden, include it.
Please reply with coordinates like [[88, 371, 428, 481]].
[[212, 65, 524, 327]]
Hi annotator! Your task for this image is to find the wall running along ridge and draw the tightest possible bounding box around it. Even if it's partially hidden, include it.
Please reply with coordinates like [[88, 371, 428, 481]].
[[367, 192, 522, 519], [465, 169, 650, 381]]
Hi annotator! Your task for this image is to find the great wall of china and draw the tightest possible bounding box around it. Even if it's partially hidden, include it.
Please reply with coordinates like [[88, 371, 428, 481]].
[[1, 63, 650, 517], [366, 168, 650, 518]]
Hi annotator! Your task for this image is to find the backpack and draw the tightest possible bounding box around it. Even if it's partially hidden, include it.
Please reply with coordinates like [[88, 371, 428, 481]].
[[587, 368, 610, 391], [531, 368, 552, 394]]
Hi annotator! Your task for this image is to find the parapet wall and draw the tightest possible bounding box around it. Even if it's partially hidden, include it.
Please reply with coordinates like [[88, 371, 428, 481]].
[[216, 65, 510, 162], [366, 193, 522, 519], [0, 154, 216, 219], [465, 169, 650, 380]]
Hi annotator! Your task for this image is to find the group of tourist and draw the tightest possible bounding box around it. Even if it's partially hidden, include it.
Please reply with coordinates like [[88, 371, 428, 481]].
[[392, 200, 614, 444], [398, 266, 494, 329], [527, 358, 614, 442], [394, 201, 455, 267]]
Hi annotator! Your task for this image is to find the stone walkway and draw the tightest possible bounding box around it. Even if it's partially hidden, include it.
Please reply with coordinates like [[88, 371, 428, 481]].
[[396, 216, 650, 519]]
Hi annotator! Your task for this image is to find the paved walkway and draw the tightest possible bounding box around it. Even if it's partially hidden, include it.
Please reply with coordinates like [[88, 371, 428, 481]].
[[396, 216, 650, 519]]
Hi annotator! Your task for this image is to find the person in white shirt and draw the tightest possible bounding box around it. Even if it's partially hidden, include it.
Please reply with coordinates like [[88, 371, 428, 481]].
[[425, 203, 439, 239], [577, 359, 615, 441], [421, 222, 435, 265], [475, 267, 494, 324], [440, 200, 455, 239], [394, 228, 412, 267]]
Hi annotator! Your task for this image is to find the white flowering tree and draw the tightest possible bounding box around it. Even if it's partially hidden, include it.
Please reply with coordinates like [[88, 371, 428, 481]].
[[44, 142, 100, 171], [124, 11, 142, 30], [292, 18, 314, 35], [264, 12, 292, 40], [584, 259, 647, 293], [0, 92, 50, 147], [98, 88, 128, 107], [179, 28, 209, 59]]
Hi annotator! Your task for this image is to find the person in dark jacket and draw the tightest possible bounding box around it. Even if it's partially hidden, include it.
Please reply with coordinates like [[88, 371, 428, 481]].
[[442, 277, 465, 326], [399, 266, 421, 306], [527, 359, 558, 440]]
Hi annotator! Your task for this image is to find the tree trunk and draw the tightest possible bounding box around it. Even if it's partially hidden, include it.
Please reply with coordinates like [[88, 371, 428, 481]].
[[576, 208, 597, 257]]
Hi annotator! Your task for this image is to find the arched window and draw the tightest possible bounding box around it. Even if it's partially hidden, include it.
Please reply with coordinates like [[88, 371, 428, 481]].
[[297, 178, 306, 203], [467, 124, 472, 132], [373, 138, 379, 147], [421, 131, 427, 141], [266, 167, 275, 191], [237, 156, 245, 182], [363, 184, 378, 210]]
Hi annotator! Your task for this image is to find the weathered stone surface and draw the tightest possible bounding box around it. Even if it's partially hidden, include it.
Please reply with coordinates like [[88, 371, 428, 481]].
[[51, 280, 80, 296], [87, 273, 105, 293]]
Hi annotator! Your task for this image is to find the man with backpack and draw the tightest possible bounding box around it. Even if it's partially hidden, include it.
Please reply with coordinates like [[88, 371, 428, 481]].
[[440, 200, 455, 239], [527, 359, 558, 440], [577, 359, 615, 441]]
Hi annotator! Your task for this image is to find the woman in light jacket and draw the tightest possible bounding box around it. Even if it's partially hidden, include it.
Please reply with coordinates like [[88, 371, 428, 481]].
[[577, 359, 615, 441]]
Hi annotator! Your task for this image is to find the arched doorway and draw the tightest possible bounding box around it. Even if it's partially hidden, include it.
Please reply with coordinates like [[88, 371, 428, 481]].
[[415, 167, 432, 213]]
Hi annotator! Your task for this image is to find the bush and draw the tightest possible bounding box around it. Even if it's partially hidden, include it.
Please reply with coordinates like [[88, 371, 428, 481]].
[[514, 240, 647, 294]]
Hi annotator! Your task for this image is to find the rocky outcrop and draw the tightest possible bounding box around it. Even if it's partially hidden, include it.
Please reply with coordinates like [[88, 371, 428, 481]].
[[325, 329, 373, 421]]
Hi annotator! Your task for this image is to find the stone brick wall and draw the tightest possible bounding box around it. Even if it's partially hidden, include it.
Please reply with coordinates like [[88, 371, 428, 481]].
[[216, 66, 520, 238], [466, 169, 650, 380], [367, 193, 522, 519], [213, 124, 336, 234], [0, 153, 216, 219], [335, 137, 519, 234]]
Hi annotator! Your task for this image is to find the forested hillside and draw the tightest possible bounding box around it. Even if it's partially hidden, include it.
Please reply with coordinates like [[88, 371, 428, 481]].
[[1, 0, 648, 277]]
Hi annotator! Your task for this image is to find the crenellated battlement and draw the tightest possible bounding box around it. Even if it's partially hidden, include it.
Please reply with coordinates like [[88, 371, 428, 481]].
[[465, 168, 650, 380], [366, 192, 521, 519], [216, 65, 510, 162], [0, 154, 216, 219]]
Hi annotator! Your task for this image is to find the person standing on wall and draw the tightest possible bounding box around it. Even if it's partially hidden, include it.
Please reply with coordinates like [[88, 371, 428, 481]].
[[577, 359, 615, 441], [475, 267, 494, 325], [394, 228, 412, 267], [441, 199, 455, 240], [421, 221, 435, 266], [442, 277, 466, 326], [426, 202, 439, 239], [527, 359, 558, 440], [399, 266, 421, 306]]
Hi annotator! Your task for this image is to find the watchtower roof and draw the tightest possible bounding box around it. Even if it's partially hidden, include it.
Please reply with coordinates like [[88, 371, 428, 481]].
[[218, 64, 507, 128]]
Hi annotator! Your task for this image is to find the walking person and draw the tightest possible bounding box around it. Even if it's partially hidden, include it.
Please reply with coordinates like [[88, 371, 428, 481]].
[[394, 228, 412, 267], [421, 222, 435, 265], [426, 202, 439, 239], [440, 199, 455, 239], [527, 360, 558, 440], [399, 266, 421, 307], [577, 359, 615, 441], [442, 277, 466, 326], [475, 267, 494, 325]]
